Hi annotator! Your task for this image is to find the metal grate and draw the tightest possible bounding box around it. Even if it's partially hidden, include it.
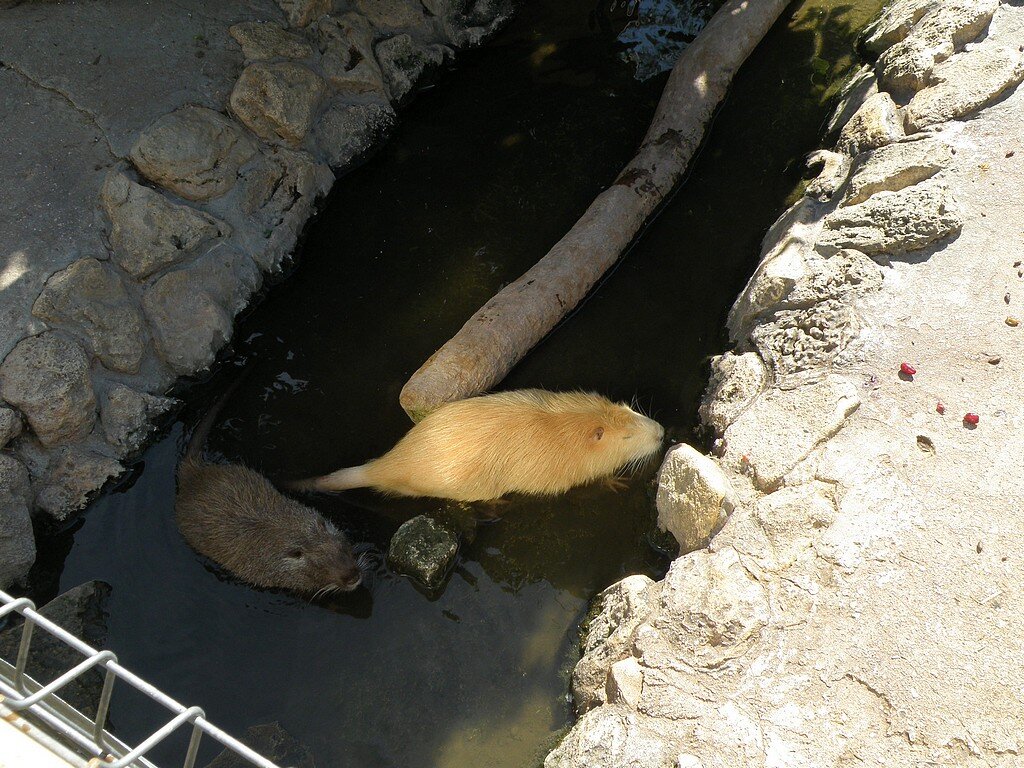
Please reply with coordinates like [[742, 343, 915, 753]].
[[0, 589, 287, 768]]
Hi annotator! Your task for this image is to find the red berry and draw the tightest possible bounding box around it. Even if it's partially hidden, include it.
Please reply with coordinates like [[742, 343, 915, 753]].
[[936, 401, 945, 414], [964, 413, 980, 425], [900, 363, 916, 376]]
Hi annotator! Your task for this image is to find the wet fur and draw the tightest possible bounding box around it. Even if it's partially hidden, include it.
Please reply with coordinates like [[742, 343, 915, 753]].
[[176, 386, 361, 595], [290, 390, 665, 502]]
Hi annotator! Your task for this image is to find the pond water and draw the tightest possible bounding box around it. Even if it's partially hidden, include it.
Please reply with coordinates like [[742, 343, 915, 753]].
[[28, 0, 882, 765]]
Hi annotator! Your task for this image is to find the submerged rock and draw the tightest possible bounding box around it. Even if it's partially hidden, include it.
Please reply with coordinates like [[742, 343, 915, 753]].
[[0, 333, 96, 447], [0, 581, 112, 717], [387, 515, 460, 591], [205, 721, 315, 768]]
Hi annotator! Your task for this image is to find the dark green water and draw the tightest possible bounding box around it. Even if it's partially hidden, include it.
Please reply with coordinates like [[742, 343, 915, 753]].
[[28, 0, 881, 765]]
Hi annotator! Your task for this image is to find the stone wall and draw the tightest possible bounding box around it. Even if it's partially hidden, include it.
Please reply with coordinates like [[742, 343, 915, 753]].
[[547, 1, 1024, 765], [0, 0, 510, 588]]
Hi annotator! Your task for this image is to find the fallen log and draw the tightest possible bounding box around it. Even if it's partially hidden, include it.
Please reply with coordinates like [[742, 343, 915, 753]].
[[400, 0, 791, 421]]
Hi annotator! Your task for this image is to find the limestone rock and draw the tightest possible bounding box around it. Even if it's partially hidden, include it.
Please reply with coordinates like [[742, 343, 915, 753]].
[[699, 352, 767, 436], [0, 581, 111, 716], [386, 515, 460, 591], [728, 229, 809, 333], [205, 722, 315, 768], [142, 269, 234, 376], [904, 45, 1024, 133], [275, 0, 332, 28], [655, 444, 734, 554], [375, 34, 451, 104], [101, 385, 177, 454], [353, 0, 431, 33], [638, 548, 768, 670], [606, 657, 644, 709], [750, 299, 861, 375], [0, 405, 24, 449], [314, 98, 396, 168], [877, 0, 997, 95], [35, 447, 124, 520], [185, 247, 263, 316], [722, 374, 860, 490], [747, 483, 837, 570], [229, 21, 314, 61], [861, 0, 934, 55], [313, 14, 387, 95], [32, 258, 147, 374], [544, 706, 676, 768], [826, 66, 878, 137], [230, 62, 326, 146], [0, 333, 96, 447], [843, 138, 952, 205], [0, 454, 34, 589], [130, 106, 257, 201], [819, 179, 962, 256], [804, 149, 851, 202], [102, 172, 230, 280], [573, 575, 661, 712], [836, 92, 905, 156]]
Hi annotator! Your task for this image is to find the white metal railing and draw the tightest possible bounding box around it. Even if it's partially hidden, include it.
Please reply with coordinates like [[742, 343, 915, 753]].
[[0, 589, 287, 768]]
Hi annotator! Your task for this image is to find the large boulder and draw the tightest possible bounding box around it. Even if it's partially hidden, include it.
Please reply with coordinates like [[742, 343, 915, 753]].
[[130, 106, 257, 201], [102, 172, 231, 280], [229, 62, 326, 146], [0, 333, 96, 447], [34, 447, 124, 520], [32, 257, 148, 374]]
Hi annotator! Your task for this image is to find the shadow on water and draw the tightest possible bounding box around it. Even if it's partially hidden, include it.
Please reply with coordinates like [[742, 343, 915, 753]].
[[31, 0, 881, 766]]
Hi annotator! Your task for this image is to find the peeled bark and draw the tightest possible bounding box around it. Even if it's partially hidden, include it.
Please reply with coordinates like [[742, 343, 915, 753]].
[[400, 0, 791, 420]]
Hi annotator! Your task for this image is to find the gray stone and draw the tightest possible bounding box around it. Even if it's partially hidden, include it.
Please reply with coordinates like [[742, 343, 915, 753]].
[[0, 406, 24, 449], [573, 575, 660, 712], [130, 106, 257, 202], [205, 722, 315, 768], [353, 0, 431, 33], [387, 515, 459, 591], [35, 447, 124, 520], [729, 220, 810, 333], [843, 138, 952, 205], [101, 386, 177, 454], [375, 34, 451, 104], [31, 258, 148, 374], [722, 374, 860, 490], [904, 45, 1024, 133], [819, 179, 963, 256], [877, 0, 997, 95], [102, 172, 231, 280], [655, 444, 735, 554], [699, 352, 767, 436], [142, 270, 235, 377], [0, 333, 96, 447], [275, 0, 332, 28], [836, 92, 905, 155], [229, 21, 313, 61], [314, 98, 396, 168], [313, 14, 387, 95], [230, 62, 326, 146], [0, 582, 111, 716], [544, 707, 676, 768], [861, 0, 934, 55], [0, 454, 34, 589]]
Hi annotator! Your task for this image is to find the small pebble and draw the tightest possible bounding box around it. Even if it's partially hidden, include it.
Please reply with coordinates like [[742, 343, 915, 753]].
[[1007, 317, 1020, 327], [964, 412, 980, 426], [977, 542, 983, 553], [989, 356, 1001, 365], [1015, 261, 1022, 268], [899, 362, 916, 377], [936, 401, 945, 414], [1006, 293, 1012, 304]]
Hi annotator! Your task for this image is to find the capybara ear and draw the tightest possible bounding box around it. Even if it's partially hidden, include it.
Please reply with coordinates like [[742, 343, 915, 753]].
[[592, 427, 604, 441]]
